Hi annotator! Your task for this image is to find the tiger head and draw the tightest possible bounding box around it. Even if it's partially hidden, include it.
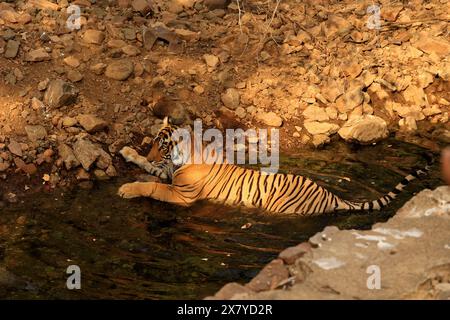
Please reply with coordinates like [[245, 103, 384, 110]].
[[147, 117, 177, 162]]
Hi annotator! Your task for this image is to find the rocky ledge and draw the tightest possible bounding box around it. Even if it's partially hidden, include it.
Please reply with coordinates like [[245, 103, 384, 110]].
[[209, 186, 450, 300]]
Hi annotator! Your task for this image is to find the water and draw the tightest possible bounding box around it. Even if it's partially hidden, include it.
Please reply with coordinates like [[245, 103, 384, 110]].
[[0, 138, 443, 299]]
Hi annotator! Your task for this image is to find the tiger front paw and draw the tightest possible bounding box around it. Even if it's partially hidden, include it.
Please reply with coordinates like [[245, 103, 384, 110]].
[[118, 182, 141, 199], [120, 146, 139, 163]]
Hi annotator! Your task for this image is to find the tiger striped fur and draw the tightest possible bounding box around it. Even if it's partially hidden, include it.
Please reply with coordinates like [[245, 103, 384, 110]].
[[118, 119, 432, 215]]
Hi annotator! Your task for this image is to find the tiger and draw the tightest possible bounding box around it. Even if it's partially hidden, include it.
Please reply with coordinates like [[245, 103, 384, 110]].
[[118, 117, 432, 215]]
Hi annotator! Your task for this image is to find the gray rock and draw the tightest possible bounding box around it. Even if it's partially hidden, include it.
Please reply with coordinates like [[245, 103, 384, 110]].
[[4, 40, 19, 58], [72, 139, 112, 171], [58, 144, 80, 170], [44, 79, 78, 108], [216, 186, 450, 300], [25, 125, 47, 142], [73, 139, 100, 171]]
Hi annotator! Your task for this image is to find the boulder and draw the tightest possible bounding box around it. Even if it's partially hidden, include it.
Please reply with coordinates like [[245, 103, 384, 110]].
[[338, 115, 388, 144]]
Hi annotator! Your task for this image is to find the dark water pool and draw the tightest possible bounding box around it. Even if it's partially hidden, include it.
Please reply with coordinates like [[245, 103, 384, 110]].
[[0, 138, 443, 299]]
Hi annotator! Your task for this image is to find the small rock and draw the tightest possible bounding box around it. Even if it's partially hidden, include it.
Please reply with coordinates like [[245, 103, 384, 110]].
[[255, 111, 283, 127], [122, 28, 136, 41], [31, 97, 45, 110], [24, 48, 50, 62], [76, 168, 90, 180], [58, 144, 80, 170], [221, 88, 240, 109], [399, 116, 417, 132], [105, 60, 134, 80], [403, 85, 428, 107], [63, 56, 80, 68], [0, 162, 10, 172], [44, 79, 78, 108], [132, 0, 153, 15], [106, 165, 118, 177], [77, 114, 108, 133], [93, 169, 109, 180], [37, 78, 49, 91], [193, 85, 204, 95], [234, 106, 246, 119], [7, 140, 22, 157], [62, 117, 78, 127], [4, 40, 19, 58], [83, 29, 105, 44], [90, 63, 107, 75], [303, 105, 330, 122], [67, 70, 83, 82], [343, 87, 364, 111], [24, 125, 47, 142], [338, 115, 388, 144], [304, 121, 339, 136], [107, 39, 127, 48], [21, 163, 37, 175], [72, 139, 101, 171], [122, 44, 140, 56], [312, 134, 330, 147], [203, 54, 219, 68]]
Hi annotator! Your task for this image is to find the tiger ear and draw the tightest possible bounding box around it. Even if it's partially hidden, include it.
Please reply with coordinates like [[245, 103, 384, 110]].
[[163, 116, 169, 126]]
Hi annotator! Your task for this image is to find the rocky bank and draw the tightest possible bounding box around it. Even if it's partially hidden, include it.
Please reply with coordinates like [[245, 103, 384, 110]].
[[209, 186, 450, 300], [0, 0, 449, 193]]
